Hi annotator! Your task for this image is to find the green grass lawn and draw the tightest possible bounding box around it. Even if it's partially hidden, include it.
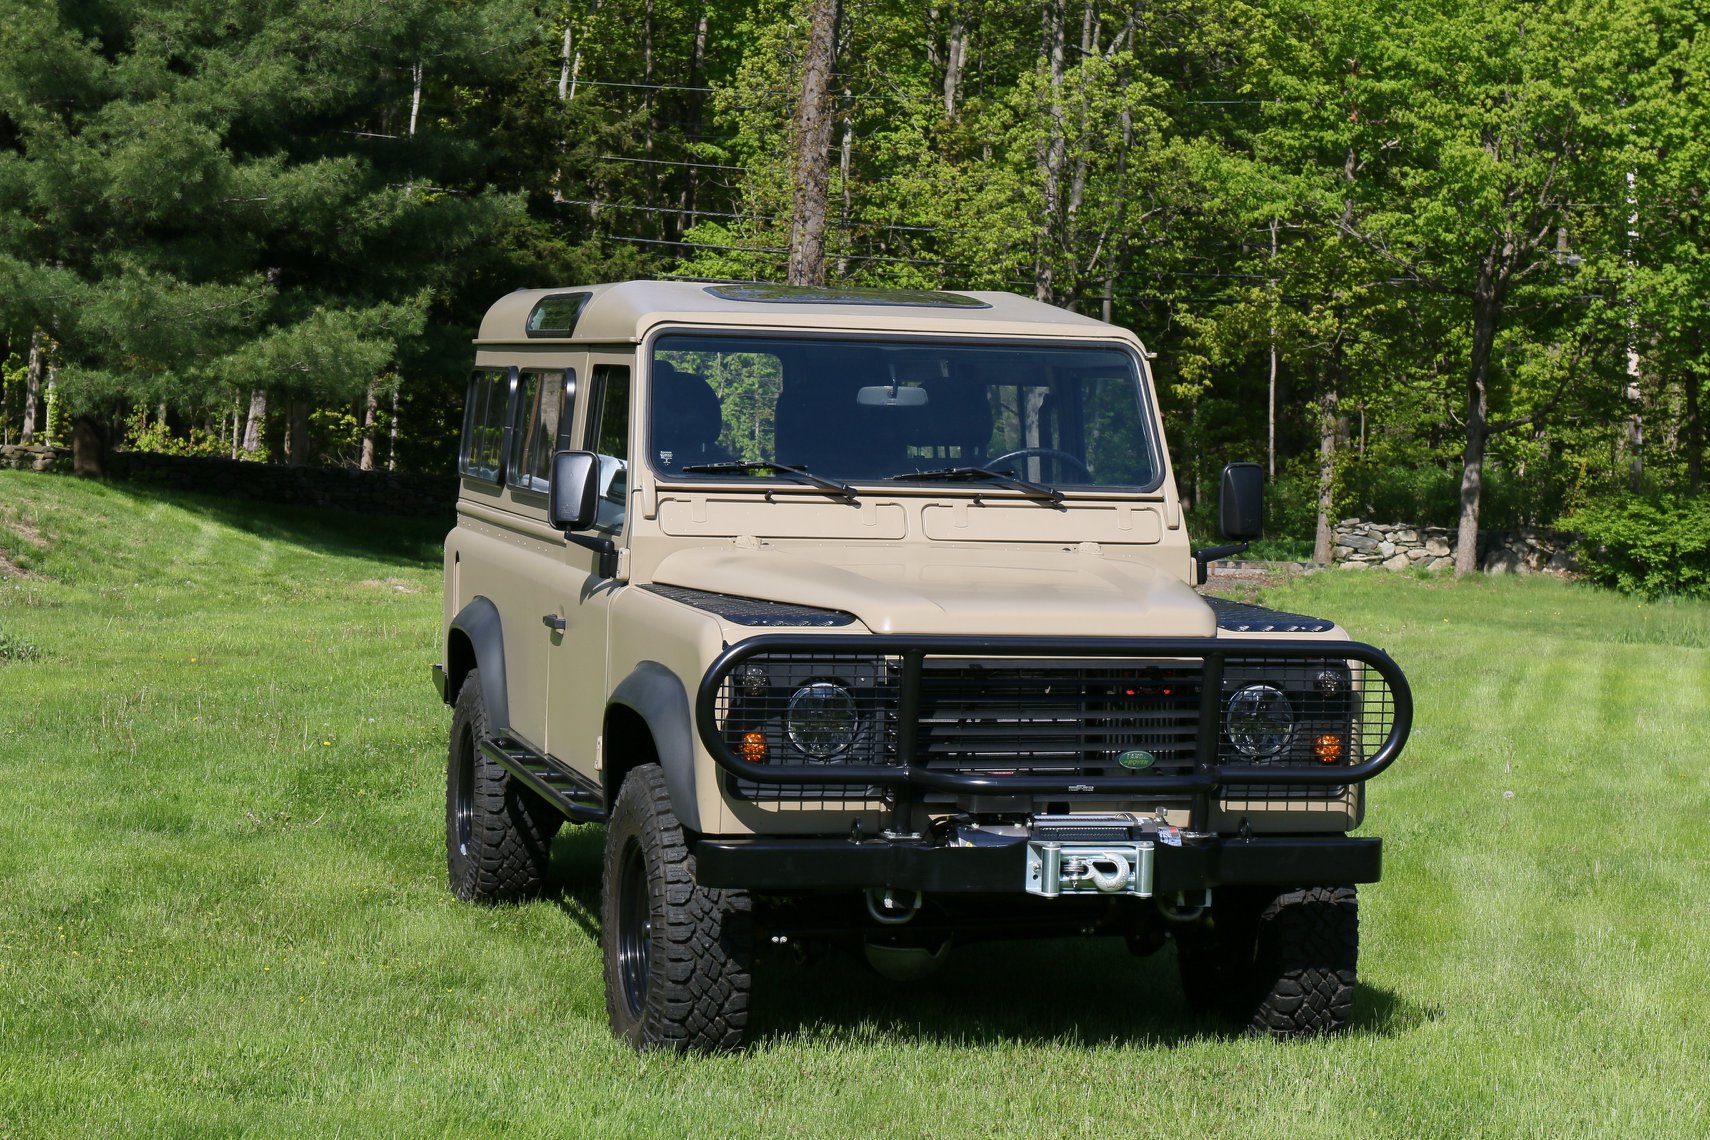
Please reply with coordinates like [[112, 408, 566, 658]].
[[3, 470, 1708, 1138]]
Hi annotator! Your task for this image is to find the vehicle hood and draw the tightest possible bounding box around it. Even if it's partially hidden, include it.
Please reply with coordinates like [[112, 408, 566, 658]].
[[649, 543, 1214, 637]]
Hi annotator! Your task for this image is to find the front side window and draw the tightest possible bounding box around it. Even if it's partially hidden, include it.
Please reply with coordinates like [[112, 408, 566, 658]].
[[510, 368, 576, 494], [585, 364, 630, 532], [458, 367, 515, 483], [647, 335, 1160, 490]]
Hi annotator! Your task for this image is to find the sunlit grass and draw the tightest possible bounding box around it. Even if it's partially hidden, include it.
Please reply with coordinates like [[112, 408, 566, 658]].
[[2, 470, 1708, 1137]]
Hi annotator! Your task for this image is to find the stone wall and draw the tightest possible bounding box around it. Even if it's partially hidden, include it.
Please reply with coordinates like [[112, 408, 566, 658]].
[[1333, 519, 1577, 575], [0, 444, 70, 472]]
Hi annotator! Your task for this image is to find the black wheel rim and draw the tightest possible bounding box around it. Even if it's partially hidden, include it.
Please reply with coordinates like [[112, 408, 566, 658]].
[[616, 837, 652, 1018], [453, 725, 475, 858]]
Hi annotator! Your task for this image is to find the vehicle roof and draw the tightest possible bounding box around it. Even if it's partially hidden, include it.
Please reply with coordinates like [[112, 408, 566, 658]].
[[475, 280, 1136, 346]]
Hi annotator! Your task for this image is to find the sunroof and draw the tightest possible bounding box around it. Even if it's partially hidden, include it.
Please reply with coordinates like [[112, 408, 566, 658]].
[[703, 284, 990, 309], [525, 292, 591, 337]]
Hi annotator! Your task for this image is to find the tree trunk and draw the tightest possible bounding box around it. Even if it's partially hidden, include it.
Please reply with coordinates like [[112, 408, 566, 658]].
[[1034, 0, 1067, 305], [21, 328, 44, 444], [943, 8, 967, 119], [681, 9, 711, 226], [360, 381, 379, 471], [285, 399, 311, 466], [1268, 217, 1279, 480], [72, 414, 105, 477], [1313, 386, 1339, 566], [388, 381, 400, 471], [786, 0, 841, 286], [242, 389, 267, 454], [1454, 283, 1502, 575], [1684, 360, 1702, 494]]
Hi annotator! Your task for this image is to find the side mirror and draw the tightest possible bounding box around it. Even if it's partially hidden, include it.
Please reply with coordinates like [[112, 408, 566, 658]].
[[1219, 462, 1264, 541], [1192, 462, 1263, 586], [549, 450, 601, 532]]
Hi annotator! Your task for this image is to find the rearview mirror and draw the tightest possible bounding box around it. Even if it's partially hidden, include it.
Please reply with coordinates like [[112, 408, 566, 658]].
[[855, 385, 929, 407], [549, 450, 601, 532]]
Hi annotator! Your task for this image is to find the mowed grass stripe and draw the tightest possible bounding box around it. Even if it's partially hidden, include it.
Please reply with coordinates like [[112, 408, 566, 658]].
[[3, 471, 1709, 1137]]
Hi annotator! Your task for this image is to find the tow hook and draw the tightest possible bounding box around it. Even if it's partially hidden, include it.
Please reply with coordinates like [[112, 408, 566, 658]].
[[865, 886, 923, 925]]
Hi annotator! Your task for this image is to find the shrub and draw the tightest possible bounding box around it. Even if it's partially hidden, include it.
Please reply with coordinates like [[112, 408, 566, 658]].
[[1561, 494, 1710, 598]]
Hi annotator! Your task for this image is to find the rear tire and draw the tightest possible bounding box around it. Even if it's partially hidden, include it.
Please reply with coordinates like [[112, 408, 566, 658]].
[[603, 764, 752, 1052], [445, 670, 561, 902]]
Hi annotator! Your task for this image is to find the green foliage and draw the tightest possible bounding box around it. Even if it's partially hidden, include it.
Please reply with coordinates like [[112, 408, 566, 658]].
[[1563, 493, 1710, 598]]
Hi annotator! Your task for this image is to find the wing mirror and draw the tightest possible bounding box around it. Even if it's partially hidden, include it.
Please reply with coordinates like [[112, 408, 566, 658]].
[[549, 450, 618, 578], [548, 450, 600, 531], [1193, 462, 1264, 585]]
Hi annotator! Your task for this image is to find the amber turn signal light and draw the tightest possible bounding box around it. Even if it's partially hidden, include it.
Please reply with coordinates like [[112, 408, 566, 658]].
[[738, 731, 769, 764], [1313, 733, 1343, 764]]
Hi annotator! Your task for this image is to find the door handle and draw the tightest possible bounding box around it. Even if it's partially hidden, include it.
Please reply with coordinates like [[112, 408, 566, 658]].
[[542, 613, 567, 633]]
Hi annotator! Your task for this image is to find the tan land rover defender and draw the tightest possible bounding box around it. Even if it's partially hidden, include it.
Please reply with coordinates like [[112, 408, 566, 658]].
[[432, 281, 1411, 1051]]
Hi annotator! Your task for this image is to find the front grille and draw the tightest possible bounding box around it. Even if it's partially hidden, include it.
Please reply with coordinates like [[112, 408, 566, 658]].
[[914, 660, 1202, 780]]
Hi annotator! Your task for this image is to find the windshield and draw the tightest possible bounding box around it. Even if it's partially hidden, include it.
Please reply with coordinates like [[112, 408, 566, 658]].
[[646, 334, 1160, 491]]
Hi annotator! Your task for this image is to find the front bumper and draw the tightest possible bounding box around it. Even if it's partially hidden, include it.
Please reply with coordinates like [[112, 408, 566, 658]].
[[694, 832, 1380, 893]]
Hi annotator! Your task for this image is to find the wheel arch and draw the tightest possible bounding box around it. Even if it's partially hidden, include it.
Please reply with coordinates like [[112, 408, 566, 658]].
[[446, 596, 511, 736], [607, 661, 701, 832]]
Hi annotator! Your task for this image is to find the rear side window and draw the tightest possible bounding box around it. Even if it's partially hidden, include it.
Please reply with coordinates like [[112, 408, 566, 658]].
[[458, 368, 516, 483], [510, 368, 577, 494]]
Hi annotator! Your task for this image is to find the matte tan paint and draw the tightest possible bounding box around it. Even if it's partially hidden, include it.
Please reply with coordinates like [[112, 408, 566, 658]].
[[445, 281, 1364, 838]]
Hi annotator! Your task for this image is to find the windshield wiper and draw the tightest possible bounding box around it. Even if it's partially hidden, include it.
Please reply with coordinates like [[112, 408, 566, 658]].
[[678, 460, 859, 503], [885, 465, 1064, 504]]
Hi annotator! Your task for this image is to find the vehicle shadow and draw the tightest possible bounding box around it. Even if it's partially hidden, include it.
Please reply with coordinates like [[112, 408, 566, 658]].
[[547, 825, 606, 940], [746, 938, 1435, 1048]]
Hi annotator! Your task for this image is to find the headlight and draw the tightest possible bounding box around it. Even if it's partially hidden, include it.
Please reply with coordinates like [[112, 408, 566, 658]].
[[1226, 684, 1295, 758], [785, 682, 860, 758]]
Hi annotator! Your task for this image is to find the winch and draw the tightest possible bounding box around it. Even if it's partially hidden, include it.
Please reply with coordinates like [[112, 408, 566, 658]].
[[1019, 814, 1157, 899]]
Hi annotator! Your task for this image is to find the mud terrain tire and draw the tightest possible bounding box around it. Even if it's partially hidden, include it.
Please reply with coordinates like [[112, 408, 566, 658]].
[[445, 670, 561, 902], [603, 764, 752, 1052]]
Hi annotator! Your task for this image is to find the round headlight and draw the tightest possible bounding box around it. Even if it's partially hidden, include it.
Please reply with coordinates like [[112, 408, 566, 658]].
[[1226, 684, 1295, 758], [785, 683, 860, 758]]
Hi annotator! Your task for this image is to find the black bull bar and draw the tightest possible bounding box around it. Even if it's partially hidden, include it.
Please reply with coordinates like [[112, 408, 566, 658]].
[[693, 634, 1412, 806]]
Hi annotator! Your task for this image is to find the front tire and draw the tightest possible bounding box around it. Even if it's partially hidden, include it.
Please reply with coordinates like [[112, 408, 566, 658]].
[[1177, 885, 1358, 1039], [445, 670, 561, 902], [602, 764, 752, 1051]]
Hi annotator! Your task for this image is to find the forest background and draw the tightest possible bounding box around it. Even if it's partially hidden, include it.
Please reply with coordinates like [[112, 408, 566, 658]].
[[1, 0, 1707, 576]]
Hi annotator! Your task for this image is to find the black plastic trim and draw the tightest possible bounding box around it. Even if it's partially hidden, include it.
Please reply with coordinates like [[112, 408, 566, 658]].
[[693, 834, 1382, 892], [610, 662, 701, 831], [1203, 596, 1336, 634], [448, 596, 511, 736], [641, 584, 857, 627]]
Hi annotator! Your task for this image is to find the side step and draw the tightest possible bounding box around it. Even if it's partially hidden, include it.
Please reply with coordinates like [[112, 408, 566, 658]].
[[479, 737, 608, 824]]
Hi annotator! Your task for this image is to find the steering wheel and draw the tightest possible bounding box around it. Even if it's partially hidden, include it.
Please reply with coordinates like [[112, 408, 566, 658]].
[[989, 447, 1092, 481]]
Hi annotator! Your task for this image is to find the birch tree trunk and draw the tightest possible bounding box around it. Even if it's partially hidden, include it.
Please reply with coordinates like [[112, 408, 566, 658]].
[[360, 381, 379, 471], [1313, 386, 1339, 565], [786, 0, 841, 286], [242, 390, 267, 454], [1453, 275, 1503, 575], [21, 328, 44, 444]]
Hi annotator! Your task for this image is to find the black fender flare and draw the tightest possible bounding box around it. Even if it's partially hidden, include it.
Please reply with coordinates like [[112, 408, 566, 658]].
[[446, 596, 511, 737], [610, 661, 701, 832]]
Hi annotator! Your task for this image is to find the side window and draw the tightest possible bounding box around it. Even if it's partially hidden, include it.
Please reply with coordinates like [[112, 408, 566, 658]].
[[510, 368, 576, 495], [458, 368, 515, 483], [585, 364, 630, 532]]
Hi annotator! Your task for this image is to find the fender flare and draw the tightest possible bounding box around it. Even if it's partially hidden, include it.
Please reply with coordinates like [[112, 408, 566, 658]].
[[610, 661, 700, 832], [447, 596, 511, 737]]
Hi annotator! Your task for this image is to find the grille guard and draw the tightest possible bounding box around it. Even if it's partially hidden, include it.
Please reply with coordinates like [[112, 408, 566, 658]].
[[694, 634, 1411, 796]]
